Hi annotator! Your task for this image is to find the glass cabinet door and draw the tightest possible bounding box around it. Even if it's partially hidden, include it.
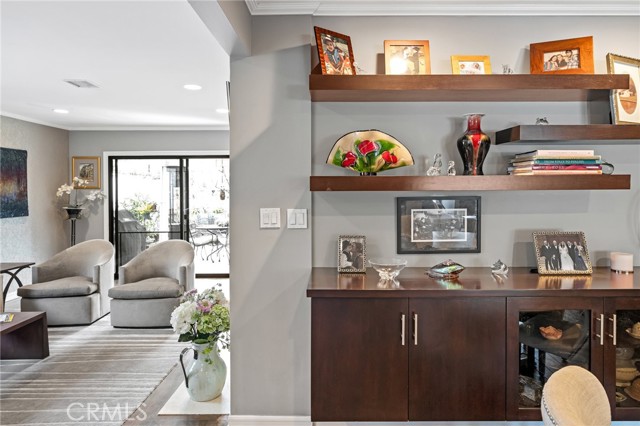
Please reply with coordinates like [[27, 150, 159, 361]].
[[605, 297, 640, 420], [507, 297, 604, 420]]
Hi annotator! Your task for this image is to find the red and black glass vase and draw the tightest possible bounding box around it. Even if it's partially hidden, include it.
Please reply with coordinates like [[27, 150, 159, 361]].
[[457, 113, 491, 175]]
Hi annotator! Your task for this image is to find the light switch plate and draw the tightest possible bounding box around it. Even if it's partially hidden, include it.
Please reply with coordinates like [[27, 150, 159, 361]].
[[287, 209, 307, 229], [260, 208, 280, 229]]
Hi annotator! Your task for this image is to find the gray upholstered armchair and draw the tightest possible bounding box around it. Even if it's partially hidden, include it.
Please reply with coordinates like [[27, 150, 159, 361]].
[[18, 239, 115, 325], [108, 239, 195, 328]]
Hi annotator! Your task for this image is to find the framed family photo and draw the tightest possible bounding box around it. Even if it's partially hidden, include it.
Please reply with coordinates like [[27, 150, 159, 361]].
[[337, 235, 366, 273], [72, 156, 101, 189], [396, 196, 480, 254], [533, 231, 592, 275], [530, 36, 594, 74], [451, 55, 492, 75], [607, 53, 640, 124], [384, 40, 431, 75], [314, 26, 355, 75]]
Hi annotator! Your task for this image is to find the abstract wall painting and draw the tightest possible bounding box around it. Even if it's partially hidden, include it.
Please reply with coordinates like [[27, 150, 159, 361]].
[[0, 147, 29, 218]]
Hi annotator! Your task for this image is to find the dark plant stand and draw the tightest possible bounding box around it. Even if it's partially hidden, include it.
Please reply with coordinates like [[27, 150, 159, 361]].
[[63, 206, 84, 246]]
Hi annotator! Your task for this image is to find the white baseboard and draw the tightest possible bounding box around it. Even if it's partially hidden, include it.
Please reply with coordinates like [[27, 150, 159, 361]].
[[228, 416, 311, 426]]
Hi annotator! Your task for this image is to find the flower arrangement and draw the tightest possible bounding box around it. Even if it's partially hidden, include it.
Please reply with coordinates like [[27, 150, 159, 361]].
[[56, 176, 105, 208], [170, 286, 230, 356]]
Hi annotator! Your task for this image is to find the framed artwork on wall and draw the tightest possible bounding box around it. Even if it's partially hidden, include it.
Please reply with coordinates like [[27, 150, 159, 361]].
[[451, 55, 492, 75], [337, 235, 366, 273], [396, 196, 480, 254], [0, 147, 29, 218], [606, 53, 640, 124], [530, 36, 594, 74], [72, 156, 101, 189], [533, 231, 592, 275], [384, 40, 431, 75], [314, 26, 356, 75]]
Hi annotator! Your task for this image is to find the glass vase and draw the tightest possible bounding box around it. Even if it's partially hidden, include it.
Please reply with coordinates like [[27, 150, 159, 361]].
[[456, 113, 491, 175], [179, 342, 227, 401]]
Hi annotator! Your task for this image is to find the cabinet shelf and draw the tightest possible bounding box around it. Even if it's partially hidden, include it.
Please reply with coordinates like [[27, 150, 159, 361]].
[[309, 74, 629, 102], [310, 175, 631, 191], [496, 124, 640, 144]]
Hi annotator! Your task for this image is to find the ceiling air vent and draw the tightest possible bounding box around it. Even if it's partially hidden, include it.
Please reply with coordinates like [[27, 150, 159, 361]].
[[64, 79, 99, 89]]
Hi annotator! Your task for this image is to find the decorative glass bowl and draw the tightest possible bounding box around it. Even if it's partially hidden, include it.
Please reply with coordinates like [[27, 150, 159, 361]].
[[369, 258, 407, 282]]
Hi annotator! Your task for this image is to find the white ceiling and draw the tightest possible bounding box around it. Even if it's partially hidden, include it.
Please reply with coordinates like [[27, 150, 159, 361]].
[[1, 0, 230, 131], [2, 1, 637, 131]]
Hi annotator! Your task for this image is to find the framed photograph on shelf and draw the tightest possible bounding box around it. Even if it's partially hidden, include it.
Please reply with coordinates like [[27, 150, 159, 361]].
[[450, 55, 492, 75], [606, 53, 640, 124], [337, 235, 366, 273], [314, 26, 355, 75], [396, 196, 480, 254], [384, 40, 431, 75], [72, 156, 101, 189], [530, 36, 594, 74], [533, 231, 592, 275]]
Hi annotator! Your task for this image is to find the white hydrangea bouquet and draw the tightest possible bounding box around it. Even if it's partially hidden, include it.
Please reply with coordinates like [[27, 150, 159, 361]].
[[170, 285, 230, 353], [56, 176, 105, 208]]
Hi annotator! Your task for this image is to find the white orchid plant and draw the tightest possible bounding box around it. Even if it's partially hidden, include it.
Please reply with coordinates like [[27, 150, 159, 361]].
[[56, 176, 105, 208], [171, 285, 230, 358]]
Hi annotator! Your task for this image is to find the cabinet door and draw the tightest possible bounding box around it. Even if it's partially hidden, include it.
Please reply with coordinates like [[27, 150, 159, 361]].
[[604, 297, 640, 421], [311, 298, 409, 421], [409, 297, 506, 421], [506, 297, 603, 420]]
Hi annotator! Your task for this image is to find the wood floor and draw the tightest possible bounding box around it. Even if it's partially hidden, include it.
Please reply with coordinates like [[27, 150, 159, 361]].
[[124, 364, 228, 426]]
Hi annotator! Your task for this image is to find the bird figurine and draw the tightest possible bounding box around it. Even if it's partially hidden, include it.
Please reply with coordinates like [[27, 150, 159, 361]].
[[491, 259, 509, 275]]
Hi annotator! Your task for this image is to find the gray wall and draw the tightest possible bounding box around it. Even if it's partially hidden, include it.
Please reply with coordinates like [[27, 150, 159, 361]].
[[0, 116, 69, 295], [228, 14, 639, 418], [230, 15, 312, 416], [69, 130, 229, 241]]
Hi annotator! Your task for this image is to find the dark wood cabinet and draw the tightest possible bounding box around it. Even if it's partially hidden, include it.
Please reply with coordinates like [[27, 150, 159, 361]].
[[409, 297, 506, 421], [308, 268, 640, 422]]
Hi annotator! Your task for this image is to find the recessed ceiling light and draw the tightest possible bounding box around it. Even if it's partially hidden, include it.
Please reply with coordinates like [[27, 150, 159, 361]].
[[53, 108, 69, 114], [184, 84, 202, 91], [216, 108, 229, 114]]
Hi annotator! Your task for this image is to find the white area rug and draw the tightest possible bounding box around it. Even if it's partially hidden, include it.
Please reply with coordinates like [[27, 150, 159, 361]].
[[158, 348, 229, 415], [0, 316, 186, 426]]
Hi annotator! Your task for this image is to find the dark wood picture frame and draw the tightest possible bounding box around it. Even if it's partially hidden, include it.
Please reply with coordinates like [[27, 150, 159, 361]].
[[384, 40, 431, 75], [337, 235, 366, 273], [530, 36, 594, 74], [314, 26, 356, 75], [606, 53, 640, 124], [396, 196, 480, 254], [533, 231, 592, 275]]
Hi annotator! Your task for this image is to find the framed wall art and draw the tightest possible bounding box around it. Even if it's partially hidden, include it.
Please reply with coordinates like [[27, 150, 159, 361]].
[[314, 26, 355, 75], [337, 235, 366, 273], [384, 40, 431, 75], [0, 147, 28, 218], [530, 36, 594, 74], [396, 196, 480, 254], [533, 231, 592, 275], [72, 156, 101, 189], [451, 55, 492, 75], [606, 53, 640, 124]]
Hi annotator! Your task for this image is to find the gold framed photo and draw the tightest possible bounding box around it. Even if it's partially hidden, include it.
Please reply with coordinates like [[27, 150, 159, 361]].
[[451, 55, 492, 75], [530, 36, 594, 74], [384, 40, 431, 75], [533, 231, 592, 276], [606, 53, 640, 124], [314, 26, 355, 75], [72, 156, 101, 189]]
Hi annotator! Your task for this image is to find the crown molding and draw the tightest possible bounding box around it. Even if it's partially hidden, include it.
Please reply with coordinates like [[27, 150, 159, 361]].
[[245, 0, 640, 16]]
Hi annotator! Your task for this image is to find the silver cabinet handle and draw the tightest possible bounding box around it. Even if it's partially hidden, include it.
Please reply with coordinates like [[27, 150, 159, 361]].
[[401, 314, 406, 346], [595, 314, 604, 346], [608, 314, 617, 346], [413, 313, 418, 346]]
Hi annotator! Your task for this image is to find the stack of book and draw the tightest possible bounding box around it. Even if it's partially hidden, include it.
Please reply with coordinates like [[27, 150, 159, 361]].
[[508, 149, 602, 175]]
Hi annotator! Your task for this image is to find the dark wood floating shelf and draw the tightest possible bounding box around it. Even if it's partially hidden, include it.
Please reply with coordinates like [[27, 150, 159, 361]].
[[496, 124, 640, 144], [310, 175, 631, 191], [309, 74, 629, 102]]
